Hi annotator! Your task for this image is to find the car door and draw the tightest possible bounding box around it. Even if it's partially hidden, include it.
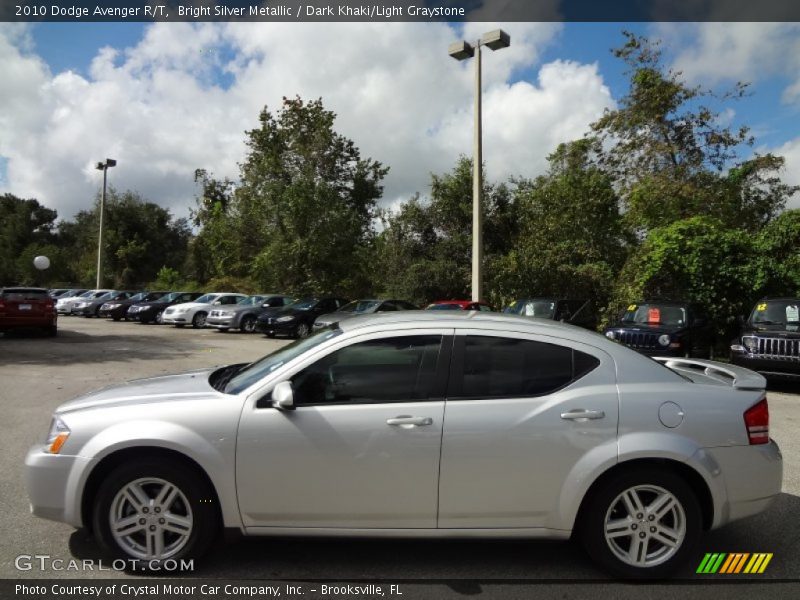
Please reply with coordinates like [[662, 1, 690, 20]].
[[236, 330, 452, 529], [437, 329, 619, 529]]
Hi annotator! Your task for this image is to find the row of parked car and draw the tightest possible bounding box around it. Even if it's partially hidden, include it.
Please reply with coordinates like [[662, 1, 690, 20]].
[[6, 288, 798, 381]]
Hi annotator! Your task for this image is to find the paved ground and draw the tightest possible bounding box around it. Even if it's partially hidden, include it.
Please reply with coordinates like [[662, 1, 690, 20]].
[[1, 317, 798, 599]]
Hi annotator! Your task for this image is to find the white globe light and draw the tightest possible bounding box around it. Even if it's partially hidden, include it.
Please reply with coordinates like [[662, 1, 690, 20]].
[[33, 255, 50, 270]]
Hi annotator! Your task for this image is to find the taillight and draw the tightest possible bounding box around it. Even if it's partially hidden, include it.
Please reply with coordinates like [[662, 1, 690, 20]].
[[744, 397, 769, 445]]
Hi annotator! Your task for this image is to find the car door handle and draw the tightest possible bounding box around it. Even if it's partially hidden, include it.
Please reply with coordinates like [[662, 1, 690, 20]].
[[560, 409, 605, 421], [386, 416, 433, 427]]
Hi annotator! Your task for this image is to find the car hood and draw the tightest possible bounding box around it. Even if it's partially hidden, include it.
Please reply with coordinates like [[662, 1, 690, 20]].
[[742, 324, 800, 336], [214, 304, 257, 314], [168, 302, 211, 310], [257, 306, 297, 319], [56, 369, 218, 414], [607, 323, 685, 335]]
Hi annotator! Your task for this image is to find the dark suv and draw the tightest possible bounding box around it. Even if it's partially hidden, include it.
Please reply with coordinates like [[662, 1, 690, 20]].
[[730, 298, 800, 380], [604, 301, 714, 358], [504, 298, 598, 330]]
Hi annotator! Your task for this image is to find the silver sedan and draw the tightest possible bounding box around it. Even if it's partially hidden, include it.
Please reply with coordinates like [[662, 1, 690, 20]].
[[25, 312, 781, 578]]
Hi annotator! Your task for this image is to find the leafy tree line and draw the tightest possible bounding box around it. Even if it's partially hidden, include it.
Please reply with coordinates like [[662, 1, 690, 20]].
[[2, 33, 799, 339]]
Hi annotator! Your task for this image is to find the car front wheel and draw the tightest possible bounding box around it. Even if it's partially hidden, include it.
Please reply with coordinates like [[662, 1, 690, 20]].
[[240, 316, 256, 333], [192, 312, 207, 328], [295, 323, 310, 338], [580, 467, 701, 579], [93, 459, 218, 567]]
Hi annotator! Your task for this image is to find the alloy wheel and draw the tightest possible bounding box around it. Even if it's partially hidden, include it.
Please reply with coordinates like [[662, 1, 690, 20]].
[[109, 477, 193, 561], [241, 316, 256, 333], [296, 323, 310, 338], [603, 484, 686, 568]]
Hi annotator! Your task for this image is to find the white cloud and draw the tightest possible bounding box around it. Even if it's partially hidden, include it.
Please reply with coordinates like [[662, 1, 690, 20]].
[[0, 22, 616, 223], [658, 23, 800, 104], [773, 138, 800, 210]]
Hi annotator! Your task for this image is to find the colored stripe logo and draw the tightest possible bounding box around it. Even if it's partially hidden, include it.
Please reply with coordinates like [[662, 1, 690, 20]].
[[697, 553, 773, 574]]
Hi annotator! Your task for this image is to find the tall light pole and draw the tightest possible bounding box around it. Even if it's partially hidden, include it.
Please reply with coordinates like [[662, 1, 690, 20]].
[[449, 29, 510, 302], [95, 158, 117, 289]]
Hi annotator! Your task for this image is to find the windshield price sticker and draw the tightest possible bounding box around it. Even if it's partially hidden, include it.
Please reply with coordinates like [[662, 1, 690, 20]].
[[757, 303, 768, 311], [647, 308, 661, 323], [787, 305, 799, 322], [627, 304, 637, 311]]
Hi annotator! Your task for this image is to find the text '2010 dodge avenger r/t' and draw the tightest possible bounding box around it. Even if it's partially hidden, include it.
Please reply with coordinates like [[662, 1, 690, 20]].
[[25, 312, 781, 578]]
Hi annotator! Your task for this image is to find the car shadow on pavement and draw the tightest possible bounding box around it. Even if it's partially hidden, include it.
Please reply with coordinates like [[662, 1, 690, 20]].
[[67, 492, 799, 581]]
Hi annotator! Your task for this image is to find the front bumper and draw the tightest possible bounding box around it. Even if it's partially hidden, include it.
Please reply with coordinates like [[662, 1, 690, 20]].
[[162, 313, 189, 324], [25, 446, 93, 527], [704, 440, 782, 528], [98, 306, 126, 319], [71, 306, 95, 316], [731, 352, 800, 379], [256, 319, 298, 336], [207, 316, 236, 329]]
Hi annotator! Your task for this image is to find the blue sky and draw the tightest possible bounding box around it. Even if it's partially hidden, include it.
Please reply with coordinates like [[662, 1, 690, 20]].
[[2, 21, 799, 218]]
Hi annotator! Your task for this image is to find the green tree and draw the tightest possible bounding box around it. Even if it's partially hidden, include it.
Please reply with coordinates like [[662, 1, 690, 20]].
[[751, 209, 800, 297], [612, 216, 753, 334], [376, 156, 515, 305], [490, 140, 628, 311], [592, 32, 794, 233], [194, 97, 388, 296]]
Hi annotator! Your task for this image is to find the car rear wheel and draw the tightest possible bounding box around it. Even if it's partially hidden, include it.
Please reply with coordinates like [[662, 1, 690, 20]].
[[192, 312, 207, 328], [93, 459, 218, 568], [45, 325, 57, 337], [155, 312, 164, 325], [240, 316, 256, 333], [580, 467, 701, 579]]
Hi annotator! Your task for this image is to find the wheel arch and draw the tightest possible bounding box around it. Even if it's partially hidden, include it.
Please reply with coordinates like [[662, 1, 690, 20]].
[[572, 457, 715, 537], [81, 446, 224, 534]]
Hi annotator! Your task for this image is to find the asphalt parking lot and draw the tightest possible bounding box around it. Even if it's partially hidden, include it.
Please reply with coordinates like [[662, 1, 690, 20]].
[[1, 317, 799, 599]]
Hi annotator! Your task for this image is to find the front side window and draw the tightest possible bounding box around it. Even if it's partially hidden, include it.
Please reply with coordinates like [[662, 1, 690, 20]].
[[291, 336, 443, 406], [449, 336, 599, 399]]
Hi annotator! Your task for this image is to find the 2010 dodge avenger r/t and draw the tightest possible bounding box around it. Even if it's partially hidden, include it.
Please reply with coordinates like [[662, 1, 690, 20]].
[[25, 312, 781, 578]]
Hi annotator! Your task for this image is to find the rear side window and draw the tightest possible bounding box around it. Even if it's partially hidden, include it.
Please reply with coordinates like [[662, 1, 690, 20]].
[[448, 336, 600, 399]]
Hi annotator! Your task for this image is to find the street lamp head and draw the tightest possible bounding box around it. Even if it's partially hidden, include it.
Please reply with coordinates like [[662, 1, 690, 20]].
[[448, 40, 475, 61], [96, 158, 117, 170], [481, 29, 511, 51], [95, 162, 105, 171], [106, 158, 117, 168]]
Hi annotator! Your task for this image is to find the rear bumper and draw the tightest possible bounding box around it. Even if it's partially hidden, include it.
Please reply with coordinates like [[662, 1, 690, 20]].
[[0, 315, 55, 330], [703, 440, 782, 528]]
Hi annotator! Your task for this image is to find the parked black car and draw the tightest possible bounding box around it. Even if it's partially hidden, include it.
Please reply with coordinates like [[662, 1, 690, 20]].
[[313, 298, 418, 331], [73, 290, 136, 317], [730, 297, 800, 380], [604, 301, 714, 357], [504, 297, 598, 330], [126, 291, 204, 324], [256, 296, 348, 338], [99, 291, 169, 321]]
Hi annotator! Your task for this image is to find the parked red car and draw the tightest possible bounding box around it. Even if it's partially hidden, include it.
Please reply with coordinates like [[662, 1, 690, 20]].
[[425, 299, 494, 311], [0, 287, 57, 336]]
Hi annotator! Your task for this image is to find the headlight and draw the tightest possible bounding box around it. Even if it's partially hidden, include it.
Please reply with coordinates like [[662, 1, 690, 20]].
[[743, 337, 758, 353], [605, 331, 616, 339], [107, 303, 120, 309], [219, 311, 234, 317], [174, 308, 188, 314], [658, 334, 671, 346], [45, 416, 70, 454], [276, 315, 296, 322]]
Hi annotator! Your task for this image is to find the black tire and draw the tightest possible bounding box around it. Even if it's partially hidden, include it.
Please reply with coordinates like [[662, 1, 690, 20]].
[[295, 323, 310, 339], [580, 466, 701, 579], [93, 459, 219, 568], [155, 311, 164, 325], [46, 326, 57, 337], [192, 312, 207, 328], [265, 332, 275, 339], [240, 316, 256, 334]]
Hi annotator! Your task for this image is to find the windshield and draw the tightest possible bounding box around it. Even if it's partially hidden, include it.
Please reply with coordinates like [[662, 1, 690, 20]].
[[750, 300, 800, 326], [505, 299, 556, 318], [224, 327, 342, 394], [426, 303, 462, 310], [339, 300, 380, 313], [238, 296, 265, 306], [127, 293, 146, 302], [194, 294, 218, 304], [95, 292, 114, 300], [621, 303, 687, 327], [158, 292, 181, 303], [290, 297, 318, 310], [78, 291, 94, 298], [91, 291, 110, 299], [143, 292, 166, 302]]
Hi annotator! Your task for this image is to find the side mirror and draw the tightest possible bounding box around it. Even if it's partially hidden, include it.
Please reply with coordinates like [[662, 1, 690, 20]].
[[213, 300, 222, 305], [272, 381, 295, 410]]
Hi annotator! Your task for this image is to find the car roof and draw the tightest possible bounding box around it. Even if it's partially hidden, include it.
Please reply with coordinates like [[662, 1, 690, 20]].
[[1, 287, 48, 293], [757, 297, 800, 302]]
